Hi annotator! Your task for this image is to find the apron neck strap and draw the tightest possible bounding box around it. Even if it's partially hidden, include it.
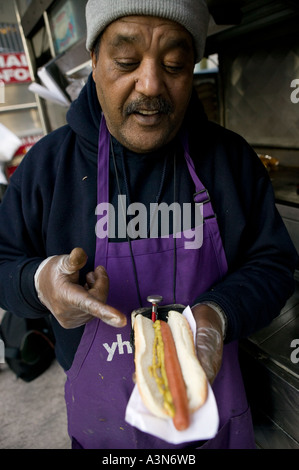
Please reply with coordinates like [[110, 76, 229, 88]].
[[179, 129, 215, 219], [97, 116, 216, 216]]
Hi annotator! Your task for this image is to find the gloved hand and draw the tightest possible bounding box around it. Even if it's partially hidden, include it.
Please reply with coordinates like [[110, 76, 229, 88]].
[[34, 247, 127, 329], [192, 304, 224, 384]]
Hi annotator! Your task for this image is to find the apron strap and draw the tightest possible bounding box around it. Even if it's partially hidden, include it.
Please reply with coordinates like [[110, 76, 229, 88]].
[[179, 130, 215, 220], [96, 115, 110, 268], [96, 117, 216, 265]]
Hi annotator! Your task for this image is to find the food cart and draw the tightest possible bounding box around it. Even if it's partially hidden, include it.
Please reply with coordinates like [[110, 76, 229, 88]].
[[6, 0, 299, 448]]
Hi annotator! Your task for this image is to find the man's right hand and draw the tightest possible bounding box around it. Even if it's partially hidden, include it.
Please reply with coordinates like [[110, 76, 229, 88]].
[[34, 247, 127, 329]]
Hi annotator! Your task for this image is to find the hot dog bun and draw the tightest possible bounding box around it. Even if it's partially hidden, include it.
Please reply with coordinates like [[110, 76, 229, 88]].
[[133, 310, 208, 429], [134, 312, 167, 419], [167, 311, 208, 412]]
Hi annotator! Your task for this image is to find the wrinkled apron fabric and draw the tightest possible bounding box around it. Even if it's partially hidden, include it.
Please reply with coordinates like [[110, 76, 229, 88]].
[[64, 117, 255, 449]]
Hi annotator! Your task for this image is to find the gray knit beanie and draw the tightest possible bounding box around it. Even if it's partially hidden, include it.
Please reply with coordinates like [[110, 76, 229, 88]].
[[85, 0, 210, 63]]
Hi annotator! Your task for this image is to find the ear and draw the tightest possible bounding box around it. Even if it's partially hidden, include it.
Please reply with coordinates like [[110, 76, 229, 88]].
[[91, 51, 96, 81]]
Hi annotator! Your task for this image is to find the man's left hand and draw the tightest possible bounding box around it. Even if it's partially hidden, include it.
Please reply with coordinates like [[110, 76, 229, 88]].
[[192, 304, 224, 384]]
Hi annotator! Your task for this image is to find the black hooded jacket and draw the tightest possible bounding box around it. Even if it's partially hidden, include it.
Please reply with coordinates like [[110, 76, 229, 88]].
[[0, 74, 297, 370]]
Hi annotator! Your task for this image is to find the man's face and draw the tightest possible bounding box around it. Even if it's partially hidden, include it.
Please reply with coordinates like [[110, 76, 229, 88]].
[[91, 16, 195, 153]]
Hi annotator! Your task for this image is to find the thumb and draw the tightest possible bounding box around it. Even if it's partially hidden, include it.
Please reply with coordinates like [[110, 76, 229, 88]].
[[60, 247, 88, 275]]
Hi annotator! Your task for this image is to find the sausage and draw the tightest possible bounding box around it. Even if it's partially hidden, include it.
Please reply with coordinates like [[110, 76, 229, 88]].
[[133, 311, 208, 431], [160, 320, 190, 431]]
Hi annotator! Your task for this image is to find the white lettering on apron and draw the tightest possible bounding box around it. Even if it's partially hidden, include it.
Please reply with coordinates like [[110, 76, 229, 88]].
[[103, 334, 133, 361]]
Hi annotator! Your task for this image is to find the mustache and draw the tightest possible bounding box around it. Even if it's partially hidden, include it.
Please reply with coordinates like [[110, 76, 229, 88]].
[[125, 97, 174, 115]]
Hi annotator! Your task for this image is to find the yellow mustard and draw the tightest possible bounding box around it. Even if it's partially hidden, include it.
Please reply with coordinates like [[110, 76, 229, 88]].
[[148, 320, 175, 417]]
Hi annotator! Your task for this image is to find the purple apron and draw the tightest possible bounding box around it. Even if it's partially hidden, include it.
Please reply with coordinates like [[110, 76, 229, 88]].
[[64, 118, 256, 449]]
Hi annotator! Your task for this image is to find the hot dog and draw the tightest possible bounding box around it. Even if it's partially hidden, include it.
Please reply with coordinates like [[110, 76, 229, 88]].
[[133, 310, 208, 431]]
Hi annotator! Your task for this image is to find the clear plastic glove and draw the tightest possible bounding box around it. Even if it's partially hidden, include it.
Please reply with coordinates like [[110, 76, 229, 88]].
[[34, 247, 127, 329], [192, 304, 224, 384]]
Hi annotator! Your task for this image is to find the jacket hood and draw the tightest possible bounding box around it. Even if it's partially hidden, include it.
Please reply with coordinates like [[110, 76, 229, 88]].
[[67, 73, 101, 159]]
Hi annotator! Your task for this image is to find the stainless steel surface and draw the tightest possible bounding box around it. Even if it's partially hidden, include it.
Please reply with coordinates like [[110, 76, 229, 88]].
[[0, 1, 18, 24], [206, 0, 299, 55], [0, 82, 37, 105], [0, 107, 42, 137], [147, 295, 163, 321], [222, 38, 299, 149], [271, 167, 299, 207], [240, 344, 299, 448], [276, 203, 299, 256], [43, 10, 55, 59], [147, 295, 163, 305], [20, 0, 54, 37], [0, 102, 37, 112], [252, 410, 299, 449], [240, 283, 299, 448], [247, 286, 299, 379], [14, 0, 58, 134]]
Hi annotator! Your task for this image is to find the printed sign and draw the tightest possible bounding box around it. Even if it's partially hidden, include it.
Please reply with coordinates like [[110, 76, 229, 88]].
[[0, 53, 31, 84]]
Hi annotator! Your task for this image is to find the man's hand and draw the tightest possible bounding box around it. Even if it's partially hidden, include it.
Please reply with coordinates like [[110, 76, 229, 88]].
[[192, 304, 223, 384], [35, 247, 127, 329]]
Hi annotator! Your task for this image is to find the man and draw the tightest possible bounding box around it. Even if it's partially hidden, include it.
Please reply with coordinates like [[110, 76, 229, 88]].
[[0, 0, 297, 449]]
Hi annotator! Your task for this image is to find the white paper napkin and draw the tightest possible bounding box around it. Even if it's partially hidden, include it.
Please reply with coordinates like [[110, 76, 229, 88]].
[[125, 306, 219, 444]]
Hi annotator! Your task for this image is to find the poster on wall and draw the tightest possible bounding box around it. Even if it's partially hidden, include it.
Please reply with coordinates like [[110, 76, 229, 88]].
[[50, 1, 80, 54], [0, 53, 31, 84]]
